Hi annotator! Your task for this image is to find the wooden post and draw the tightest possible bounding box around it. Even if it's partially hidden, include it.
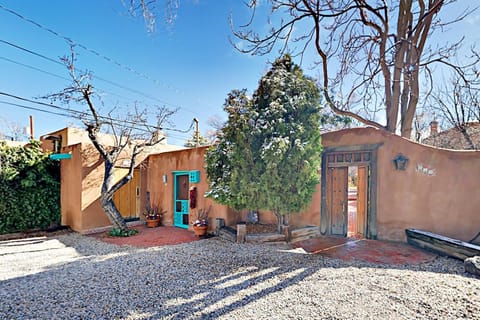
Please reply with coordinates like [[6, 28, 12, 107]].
[[215, 218, 225, 236], [193, 118, 199, 147], [237, 223, 246, 243], [29, 115, 34, 140]]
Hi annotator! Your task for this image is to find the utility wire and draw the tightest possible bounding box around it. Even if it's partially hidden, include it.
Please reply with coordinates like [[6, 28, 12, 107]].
[[0, 3, 183, 95], [0, 55, 70, 81], [0, 98, 194, 141], [0, 54, 162, 104], [0, 100, 73, 118], [0, 91, 195, 134], [0, 38, 193, 113], [0, 99, 190, 143], [0, 53, 195, 142], [0, 39, 62, 66], [0, 100, 193, 145]]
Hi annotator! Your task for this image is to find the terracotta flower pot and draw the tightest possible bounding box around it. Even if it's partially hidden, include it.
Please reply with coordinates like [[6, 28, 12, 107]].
[[193, 225, 208, 236], [146, 217, 160, 228]]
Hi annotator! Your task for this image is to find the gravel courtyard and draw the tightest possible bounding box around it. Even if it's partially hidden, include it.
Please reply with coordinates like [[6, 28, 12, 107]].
[[0, 233, 479, 319]]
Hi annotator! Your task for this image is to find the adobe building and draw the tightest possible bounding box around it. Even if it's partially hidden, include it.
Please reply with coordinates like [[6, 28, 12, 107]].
[[42, 127, 480, 243], [40, 127, 185, 233]]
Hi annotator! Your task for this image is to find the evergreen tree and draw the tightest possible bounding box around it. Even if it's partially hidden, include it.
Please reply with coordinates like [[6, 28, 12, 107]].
[[206, 55, 323, 231]]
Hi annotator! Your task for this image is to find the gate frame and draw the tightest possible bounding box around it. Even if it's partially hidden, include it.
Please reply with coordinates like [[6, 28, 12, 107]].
[[320, 143, 382, 239]]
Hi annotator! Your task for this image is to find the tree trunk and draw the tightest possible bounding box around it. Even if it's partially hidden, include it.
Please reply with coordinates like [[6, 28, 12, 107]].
[[274, 211, 282, 234], [460, 126, 476, 150], [100, 159, 128, 231], [101, 196, 128, 231], [274, 211, 290, 234]]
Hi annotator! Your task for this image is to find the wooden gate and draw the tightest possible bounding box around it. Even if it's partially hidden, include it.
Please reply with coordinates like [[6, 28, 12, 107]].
[[327, 167, 348, 236], [113, 169, 140, 219], [357, 166, 368, 238], [321, 145, 379, 239]]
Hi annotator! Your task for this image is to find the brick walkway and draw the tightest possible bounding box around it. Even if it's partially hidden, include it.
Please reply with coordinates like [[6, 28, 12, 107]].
[[91, 224, 436, 265], [293, 236, 436, 265]]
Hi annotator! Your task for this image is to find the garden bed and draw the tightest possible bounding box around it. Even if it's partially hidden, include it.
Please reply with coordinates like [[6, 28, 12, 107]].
[[246, 223, 277, 234]]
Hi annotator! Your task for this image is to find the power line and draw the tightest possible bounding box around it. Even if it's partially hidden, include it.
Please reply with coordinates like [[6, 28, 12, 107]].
[[0, 91, 195, 134], [0, 99, 192, 143], [0, 54, 196, 140], [0, 38, 193, 113], [0, 3, 184, 95], [0, 54, 157, 104], [0, 100, 73, 118], [0, 39, 62, 66], [0, 55, 70, 81]]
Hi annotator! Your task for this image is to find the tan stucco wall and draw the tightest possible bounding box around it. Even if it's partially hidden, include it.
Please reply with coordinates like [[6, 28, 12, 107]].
[[56, 126, 478, 242], [146, 147, 321, 230], [46, 127, 184, 233], [60, 144, 83, 231], [323, 127, 480, 242], [145, 147, 237, 232]]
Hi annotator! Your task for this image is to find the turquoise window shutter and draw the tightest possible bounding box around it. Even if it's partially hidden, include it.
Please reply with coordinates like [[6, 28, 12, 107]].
[[189, 170, 200, 183]]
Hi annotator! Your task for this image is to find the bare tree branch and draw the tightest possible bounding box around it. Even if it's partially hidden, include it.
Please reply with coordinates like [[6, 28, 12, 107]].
[[46, 49, 176, 231], [232, 0, 480, 138]]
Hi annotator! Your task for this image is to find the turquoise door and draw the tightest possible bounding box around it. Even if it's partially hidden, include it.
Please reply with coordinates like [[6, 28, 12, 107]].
[[173, 172, 190, 228]]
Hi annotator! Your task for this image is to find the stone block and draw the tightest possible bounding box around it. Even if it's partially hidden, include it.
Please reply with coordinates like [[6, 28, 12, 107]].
[[464, 256, 480, 276]]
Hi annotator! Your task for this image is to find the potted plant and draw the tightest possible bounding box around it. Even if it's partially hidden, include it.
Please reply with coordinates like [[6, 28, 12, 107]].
[[143, 205, 165, 228], [192, 208, 209, 236]]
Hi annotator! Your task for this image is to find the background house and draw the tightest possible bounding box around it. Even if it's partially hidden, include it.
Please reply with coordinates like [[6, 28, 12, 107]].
[[422, 120, 480, 150]]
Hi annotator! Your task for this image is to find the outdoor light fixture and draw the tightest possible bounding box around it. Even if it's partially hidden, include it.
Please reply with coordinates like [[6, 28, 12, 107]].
[[163, 174, 168, 184], [393, 154, 409, 171]]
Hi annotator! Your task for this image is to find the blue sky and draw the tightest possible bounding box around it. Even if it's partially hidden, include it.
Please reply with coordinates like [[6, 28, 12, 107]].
[[0, 0, 277, 145], [0, 1, 479, 145]]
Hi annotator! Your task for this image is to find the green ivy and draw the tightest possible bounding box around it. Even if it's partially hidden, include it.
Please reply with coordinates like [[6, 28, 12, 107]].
[[0, 141, 60, 234]]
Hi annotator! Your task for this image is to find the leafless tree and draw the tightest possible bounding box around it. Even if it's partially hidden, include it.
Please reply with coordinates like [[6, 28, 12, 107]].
[[231, 0, 479, 138], [0, 117, 28, 141], [125, 0, 179, 32], [204, 115, 225, 143], [425, 73, 480, 149], [49, 52, 175, 232]]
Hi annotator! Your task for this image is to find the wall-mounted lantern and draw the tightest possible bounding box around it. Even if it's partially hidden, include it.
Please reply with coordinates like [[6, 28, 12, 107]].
[[393, 154, 409, 171]]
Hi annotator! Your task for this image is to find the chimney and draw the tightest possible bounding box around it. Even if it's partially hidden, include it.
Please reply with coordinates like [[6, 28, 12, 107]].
[[430, 120, 438, 136]]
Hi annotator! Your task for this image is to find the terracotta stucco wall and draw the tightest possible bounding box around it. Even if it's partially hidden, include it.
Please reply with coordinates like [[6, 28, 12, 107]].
[[146, 147, 321, 230], [56, 142, 111, 232], [60, 144, 83, 231], [145, 147, 238, 231], [58, 126, 478, 241], [323, 127, 480, 242], [80, 144, 115, 231]]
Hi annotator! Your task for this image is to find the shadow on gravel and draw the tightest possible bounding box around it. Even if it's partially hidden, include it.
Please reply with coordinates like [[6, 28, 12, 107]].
[[0, 234, 476, 319]]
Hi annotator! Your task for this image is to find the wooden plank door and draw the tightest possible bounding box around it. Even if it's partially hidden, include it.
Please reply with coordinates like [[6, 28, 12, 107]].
[[357, 166, 368, 237], [113, 169, 140, 219], [328, 167, 348, 236], [174, 173, 189, 228]]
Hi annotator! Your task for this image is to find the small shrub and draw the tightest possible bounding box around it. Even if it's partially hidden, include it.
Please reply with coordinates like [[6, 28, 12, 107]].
[[108, 228, 138, 237]]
